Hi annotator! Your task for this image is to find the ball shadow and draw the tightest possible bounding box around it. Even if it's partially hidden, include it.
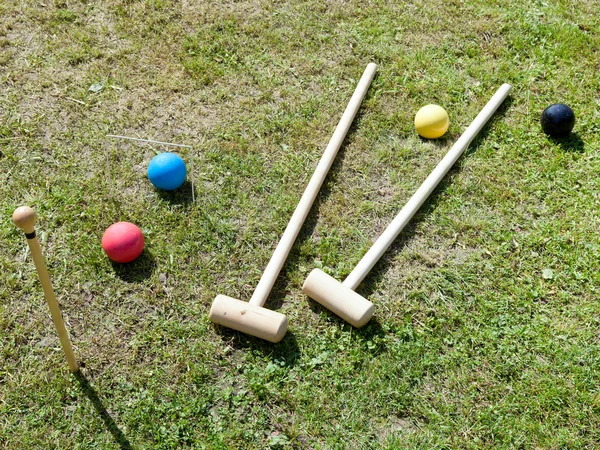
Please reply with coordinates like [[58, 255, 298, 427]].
[[418, 133, 454, 147], [547, 132, 585, 153], [156, 180, 195, 206], [110, 248, 156, 282]]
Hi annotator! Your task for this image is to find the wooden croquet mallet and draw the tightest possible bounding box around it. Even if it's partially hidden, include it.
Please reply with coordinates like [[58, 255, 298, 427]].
[[12, 206, 78, 372], [209, 63, 378, 342]]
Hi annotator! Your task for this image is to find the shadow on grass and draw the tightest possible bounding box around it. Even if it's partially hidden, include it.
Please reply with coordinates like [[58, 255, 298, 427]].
[[356, 94, 512, 302], [418, 132, 454, 147], [298, 92, 512, 323], [547, 132, 585, 153], [111, 248, 156, 282], [214, 326, 301, 367], [305, 301, 389, 348], [156, 180, 196, 206], [259, 74, 380, 313], [211, 74, 511, 344], [74, 371, 132, 450], [212, 89, 373, 355]]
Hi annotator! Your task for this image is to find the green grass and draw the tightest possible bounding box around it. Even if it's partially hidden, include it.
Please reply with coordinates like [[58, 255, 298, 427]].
[[1, 0, 600, 448]]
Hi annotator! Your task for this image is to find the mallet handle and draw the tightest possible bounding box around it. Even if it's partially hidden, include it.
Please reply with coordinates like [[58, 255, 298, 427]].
[[249, 63, 377, 306], [343, 83, 512, 290], [13, 208, 78, 372]]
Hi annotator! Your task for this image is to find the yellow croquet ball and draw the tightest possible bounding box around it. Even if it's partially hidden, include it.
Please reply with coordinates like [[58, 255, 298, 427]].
[[414, 104, 449, 139]]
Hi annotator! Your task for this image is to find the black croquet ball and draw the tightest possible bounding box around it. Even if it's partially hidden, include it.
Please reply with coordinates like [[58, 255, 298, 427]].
[[540, 103, 575, 138]]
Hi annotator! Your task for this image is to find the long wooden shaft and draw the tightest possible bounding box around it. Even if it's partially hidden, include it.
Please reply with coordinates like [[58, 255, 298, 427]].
[[24, 231, 79, 372], [249, 63, 378, 306], [343, 83, 512, 290]]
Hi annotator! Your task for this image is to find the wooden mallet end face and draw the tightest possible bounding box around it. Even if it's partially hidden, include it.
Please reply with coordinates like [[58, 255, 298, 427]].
[[209, 295, 288, 343], [302, 269, 374, 328], [12, 206, 37, 234]]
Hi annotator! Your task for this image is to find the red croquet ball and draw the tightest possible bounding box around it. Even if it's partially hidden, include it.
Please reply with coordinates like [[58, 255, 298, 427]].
[[101, 222, 145, 263]]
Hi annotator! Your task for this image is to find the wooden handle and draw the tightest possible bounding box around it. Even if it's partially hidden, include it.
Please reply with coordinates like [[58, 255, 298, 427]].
[[343, 83, 512, 290], [249, 63, 378, 306], [13, 207, 79, 372]]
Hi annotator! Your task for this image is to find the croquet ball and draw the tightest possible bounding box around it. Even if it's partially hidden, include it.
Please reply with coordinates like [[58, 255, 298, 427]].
[[414, 104, 449, 139], [147, 152, 187, 190], [101, 222, 145, 263], [541, 103, 575, 137]]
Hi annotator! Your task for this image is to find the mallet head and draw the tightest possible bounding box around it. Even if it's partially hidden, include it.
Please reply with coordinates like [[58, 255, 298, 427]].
[[209, 295, 288, 343], [302, 269, 374, 327], [12, 206, 37, 233]]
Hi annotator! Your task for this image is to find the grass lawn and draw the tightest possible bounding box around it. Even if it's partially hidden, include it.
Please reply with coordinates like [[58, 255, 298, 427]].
[[1, 0, 600, 448]]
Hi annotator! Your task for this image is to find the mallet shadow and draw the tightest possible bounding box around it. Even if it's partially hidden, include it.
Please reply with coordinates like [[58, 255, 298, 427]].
[[74, 371, 133, 449], [215, 327, 302, 367], [354, 96, 512, 302], [262, 78, 379, 313], [301, 94, 511, 319], [212, 72, 379, 349], [303, 304, 390, 352]]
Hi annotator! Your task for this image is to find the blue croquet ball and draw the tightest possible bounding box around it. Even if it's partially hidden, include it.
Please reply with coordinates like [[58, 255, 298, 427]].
[[541, 103, 575, 138], [147, 152, 187, 190]]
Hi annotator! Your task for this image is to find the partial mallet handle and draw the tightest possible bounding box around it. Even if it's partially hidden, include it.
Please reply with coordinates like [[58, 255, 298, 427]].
[[12, 206, 78, 372]]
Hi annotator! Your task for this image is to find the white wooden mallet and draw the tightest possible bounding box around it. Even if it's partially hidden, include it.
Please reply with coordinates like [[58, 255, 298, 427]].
[[303, 83, 512, 327], [209, 63, 378, 342], [13, 206, 79, 372]]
